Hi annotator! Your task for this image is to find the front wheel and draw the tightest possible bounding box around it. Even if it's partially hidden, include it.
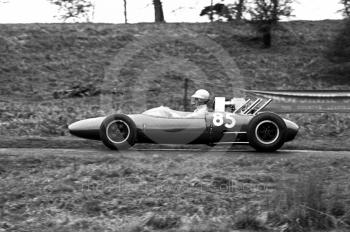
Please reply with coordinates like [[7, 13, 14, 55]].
[[247, 112, 287, 152], [99, 114, 136, 150]]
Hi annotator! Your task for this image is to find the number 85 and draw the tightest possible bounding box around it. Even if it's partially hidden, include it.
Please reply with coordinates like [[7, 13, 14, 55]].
[[212, 113, 236, 128]]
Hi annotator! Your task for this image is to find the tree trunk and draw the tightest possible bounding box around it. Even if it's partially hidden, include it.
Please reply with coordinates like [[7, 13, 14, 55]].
[[271, 0, 279, 22], [124, 0, 127, 24], [236, 0, 244, 20], [209, 0, 214, 22], [260, 23, 272, 48], [153, 0, 165, 23]]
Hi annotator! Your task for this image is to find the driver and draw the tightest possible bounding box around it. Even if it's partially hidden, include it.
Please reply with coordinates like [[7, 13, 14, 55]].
[[185, 89, 210, 117]]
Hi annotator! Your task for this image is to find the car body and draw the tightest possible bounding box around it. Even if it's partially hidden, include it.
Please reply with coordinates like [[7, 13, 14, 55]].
[[68, 97, 299, 152]]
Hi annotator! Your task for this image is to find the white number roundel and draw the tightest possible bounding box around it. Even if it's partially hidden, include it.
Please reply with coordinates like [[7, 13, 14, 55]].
[[212, 113, 236, 128]]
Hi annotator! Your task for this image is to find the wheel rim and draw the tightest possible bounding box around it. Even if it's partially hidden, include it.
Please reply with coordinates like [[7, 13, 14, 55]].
[[106, 120, 130, 144], [255, 120, 280, 145]]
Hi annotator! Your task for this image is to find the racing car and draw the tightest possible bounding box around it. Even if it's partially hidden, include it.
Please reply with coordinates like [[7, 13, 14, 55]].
[[68, 97, 299, 152]]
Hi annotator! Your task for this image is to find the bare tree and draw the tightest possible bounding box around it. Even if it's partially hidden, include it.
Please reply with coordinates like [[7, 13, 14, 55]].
[[49, 0, 93, 22], [153, 0, 165, 23]]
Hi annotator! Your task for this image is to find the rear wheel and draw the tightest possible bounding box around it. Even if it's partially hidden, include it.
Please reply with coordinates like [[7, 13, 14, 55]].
[[247, 112, 286, 152], [99, 114, 136, 150]]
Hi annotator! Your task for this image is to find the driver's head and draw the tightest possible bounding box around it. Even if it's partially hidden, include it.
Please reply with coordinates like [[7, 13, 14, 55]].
[[191, 89, 210, 107]]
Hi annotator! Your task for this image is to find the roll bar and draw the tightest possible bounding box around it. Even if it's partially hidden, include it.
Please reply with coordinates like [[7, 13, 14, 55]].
[[233, 99, 251, 113], [253, 99, 272, 115], [243, 99, 262, 114]]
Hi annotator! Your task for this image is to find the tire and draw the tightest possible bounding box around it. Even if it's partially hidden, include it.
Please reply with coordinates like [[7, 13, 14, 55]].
[[99, 114, 136, 150], [247, 112, 287, 152]]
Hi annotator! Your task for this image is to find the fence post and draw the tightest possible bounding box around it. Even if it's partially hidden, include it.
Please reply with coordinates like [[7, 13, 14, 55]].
[[183, 78, 189, 111]]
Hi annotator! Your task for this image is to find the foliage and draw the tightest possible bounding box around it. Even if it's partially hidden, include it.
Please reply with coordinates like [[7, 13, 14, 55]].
[[49, 0, 93, 22], [234, 0, 246, 20], [340, 0, 350, 18], [248, 0, 293, 48], [200, 0, 246, 21], [249, 0, 293, 23], [200, 3, 234, 22], [200, 0, 294, 47]]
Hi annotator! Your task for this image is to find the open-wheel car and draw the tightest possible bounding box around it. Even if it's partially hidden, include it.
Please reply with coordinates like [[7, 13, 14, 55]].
[[68, 97, 299, 152]]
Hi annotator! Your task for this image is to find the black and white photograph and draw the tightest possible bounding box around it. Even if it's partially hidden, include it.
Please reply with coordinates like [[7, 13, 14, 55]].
[[0, 0, 350, 231]]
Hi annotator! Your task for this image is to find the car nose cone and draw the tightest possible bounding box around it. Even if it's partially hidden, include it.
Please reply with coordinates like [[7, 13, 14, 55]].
[[68, 117, 106, 140], [283, 119, 299, 141], [68, 121, 80, 132]]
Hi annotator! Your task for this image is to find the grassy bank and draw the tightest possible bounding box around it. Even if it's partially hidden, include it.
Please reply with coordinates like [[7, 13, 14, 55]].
[[0, 21, 349, 149]]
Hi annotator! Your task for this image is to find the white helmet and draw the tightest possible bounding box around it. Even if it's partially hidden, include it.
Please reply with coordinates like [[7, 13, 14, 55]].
[[191, 89, 210, 100]]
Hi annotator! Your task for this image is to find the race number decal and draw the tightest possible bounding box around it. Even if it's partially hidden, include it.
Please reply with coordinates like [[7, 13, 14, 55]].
[[213, 113, 236, 128], [225, 113, 236, 128], [213, 113, 224, 127]]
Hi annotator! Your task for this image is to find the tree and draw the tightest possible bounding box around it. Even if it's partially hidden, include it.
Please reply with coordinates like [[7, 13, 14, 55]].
[[200, 3, 233, 21], [153, 0, 165, 23], [329, 19, 350, 63], [249, 0, 293, 48], [49, 0, 93, 22], [200, 0, 246, 22], [249, 0, 293, 22], [340, 0, 350, 17]]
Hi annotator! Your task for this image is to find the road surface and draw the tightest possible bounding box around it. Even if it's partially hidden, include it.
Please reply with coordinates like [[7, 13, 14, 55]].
[[0, 148, 349, 158]]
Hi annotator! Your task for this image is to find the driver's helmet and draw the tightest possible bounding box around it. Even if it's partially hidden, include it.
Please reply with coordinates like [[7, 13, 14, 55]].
[[191, 89, 210, 105]]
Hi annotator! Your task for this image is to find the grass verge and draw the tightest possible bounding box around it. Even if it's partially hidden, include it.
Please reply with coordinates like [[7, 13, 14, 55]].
[[1, 149, 350, 231]]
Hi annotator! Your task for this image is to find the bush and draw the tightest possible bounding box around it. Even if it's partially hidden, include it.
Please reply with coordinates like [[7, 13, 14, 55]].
[[329, 19, 350, 63], [325, 19, 350, 81]]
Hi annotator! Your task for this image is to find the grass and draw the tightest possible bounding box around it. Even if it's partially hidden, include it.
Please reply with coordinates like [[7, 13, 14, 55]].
[[266, 174, 350, 231], [234, 208, 267, 231], [1, 149, 350, 231]]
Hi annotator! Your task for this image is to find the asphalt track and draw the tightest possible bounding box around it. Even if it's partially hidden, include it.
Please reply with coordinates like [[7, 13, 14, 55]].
[[0, 148, 350, 158]]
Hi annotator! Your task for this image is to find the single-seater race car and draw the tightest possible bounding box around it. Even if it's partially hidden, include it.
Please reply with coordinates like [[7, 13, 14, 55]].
[[68, 97, 299, 152]]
